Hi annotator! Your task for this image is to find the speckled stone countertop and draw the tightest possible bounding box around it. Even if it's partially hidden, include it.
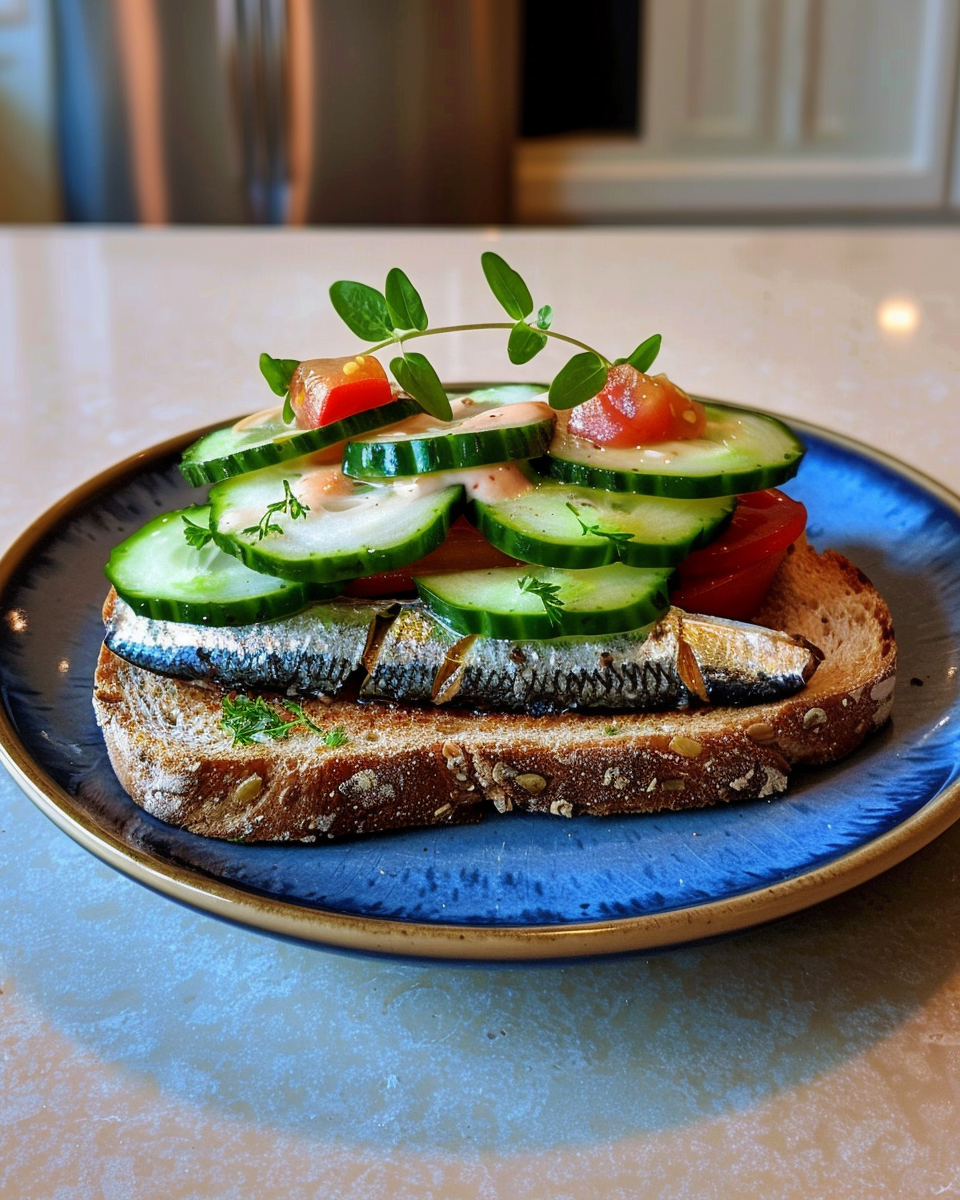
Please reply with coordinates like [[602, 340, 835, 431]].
[[3, 227, 960, 1199]]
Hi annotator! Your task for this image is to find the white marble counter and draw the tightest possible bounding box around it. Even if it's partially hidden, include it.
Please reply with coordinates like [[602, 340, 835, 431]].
[[2, 226, 960, 1199]]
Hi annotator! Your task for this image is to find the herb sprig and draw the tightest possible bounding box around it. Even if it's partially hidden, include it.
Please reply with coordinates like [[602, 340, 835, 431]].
[[220, 693, 350, 748], [182, 514, 215, 549], [241, 479, 310, 541], [565, 502, 635, 548], [518, 574, 566, 629], [262, 253, 663, 424]]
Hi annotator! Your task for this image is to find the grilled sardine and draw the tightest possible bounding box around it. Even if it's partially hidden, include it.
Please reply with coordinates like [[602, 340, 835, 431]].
[[105, 596, 386, 695], [362, 605, 821, 712], [105, 596, 821, 712]]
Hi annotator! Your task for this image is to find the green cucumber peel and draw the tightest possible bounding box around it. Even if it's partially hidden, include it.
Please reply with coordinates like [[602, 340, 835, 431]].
[[326, 253, 662, 418]]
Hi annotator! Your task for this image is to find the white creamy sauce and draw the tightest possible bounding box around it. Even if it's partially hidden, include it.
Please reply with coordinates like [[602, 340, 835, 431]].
[[394, 462, 534, 505], [366, 398, 553, 442], [232, 405, 283, 432]]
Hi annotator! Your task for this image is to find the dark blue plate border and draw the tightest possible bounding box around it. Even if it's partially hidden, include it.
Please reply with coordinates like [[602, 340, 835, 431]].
[[2, 411, 959, 960]]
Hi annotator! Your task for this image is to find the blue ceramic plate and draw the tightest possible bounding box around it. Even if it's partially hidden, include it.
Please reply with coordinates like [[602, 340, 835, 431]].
[[1, 409, 959, 961]]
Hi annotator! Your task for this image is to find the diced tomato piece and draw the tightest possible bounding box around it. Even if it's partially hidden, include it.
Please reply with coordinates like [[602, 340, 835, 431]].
[[343, 517, 522, 598], [671, 489, 807, 620], [289, 355, 393, 429], [568, 363, 707, 447]]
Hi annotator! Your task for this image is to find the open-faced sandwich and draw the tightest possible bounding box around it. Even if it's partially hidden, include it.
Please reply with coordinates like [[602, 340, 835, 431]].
[[92, 255, 896, 842]]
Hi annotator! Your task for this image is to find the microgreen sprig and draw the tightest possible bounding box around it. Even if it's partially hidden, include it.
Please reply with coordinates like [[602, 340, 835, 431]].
[[241, 479, 309, 541], [300, 252, 665, 421], [259, 353, 300, 424], [518, 574, 565, 629], [565, 502, 635, 548], [221, 694, 351, 748]]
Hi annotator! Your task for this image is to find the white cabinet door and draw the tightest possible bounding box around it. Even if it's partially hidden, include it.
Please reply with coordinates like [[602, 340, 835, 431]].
[[515, 0, 960, 221]]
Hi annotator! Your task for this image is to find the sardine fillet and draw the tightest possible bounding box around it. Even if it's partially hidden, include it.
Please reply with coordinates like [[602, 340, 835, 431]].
[[107, 594, 821, 714]]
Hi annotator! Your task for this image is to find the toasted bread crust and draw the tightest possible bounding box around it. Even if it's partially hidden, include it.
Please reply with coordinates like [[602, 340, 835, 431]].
[[92, 539, 896, 841]]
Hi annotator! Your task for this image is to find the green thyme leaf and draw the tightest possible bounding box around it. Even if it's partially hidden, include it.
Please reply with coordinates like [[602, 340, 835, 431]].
[[384, 267, 428, 332], [565, 502, 635, 546], [329, 280, 395, 341], [507, 320, 547, 365], [536, 305, 553, 331], [182, 515, 214, 550], [481, 251, 534, 321], [518, 574, 565, 627], [259, 352, 300, 398], [390, 352, 453, 421], [548, 352, 608, 410], [624, 333, 662, 374], [221, 694, 299, 745], [241, 479, 310, 541]]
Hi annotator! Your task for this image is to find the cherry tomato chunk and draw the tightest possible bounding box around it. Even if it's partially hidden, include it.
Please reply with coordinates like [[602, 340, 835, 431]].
[[290, 355, 393, 429], [568, 363, 707, 447]]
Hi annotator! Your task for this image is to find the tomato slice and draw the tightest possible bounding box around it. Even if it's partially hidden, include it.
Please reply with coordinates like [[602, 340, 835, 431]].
[[290, 355, 393, 429], [568, 364, 707, 447], [671, 489, 807, 620], [676, 489, 807, 578], [670, 550, 789, 621], [343, 517, 522, 598]]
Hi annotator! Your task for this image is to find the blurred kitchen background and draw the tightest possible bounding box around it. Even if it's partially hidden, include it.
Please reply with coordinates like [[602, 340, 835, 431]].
[[2, 0, 959, 226]]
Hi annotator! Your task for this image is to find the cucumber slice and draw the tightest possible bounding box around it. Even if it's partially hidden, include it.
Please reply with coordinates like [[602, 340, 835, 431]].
[[210, 461, 462, 583], [415, 563, 672, 639], [180, 397, 419, 485], [470, 480, 735, 569], [341, 394, 554, 479], [105, 506, 329, 625], [447, 383, 547, 405], [547, 401, 805, 498]]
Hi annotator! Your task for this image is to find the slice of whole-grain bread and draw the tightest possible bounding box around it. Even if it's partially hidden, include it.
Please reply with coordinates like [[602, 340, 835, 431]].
[[92, 538, 896, 842]]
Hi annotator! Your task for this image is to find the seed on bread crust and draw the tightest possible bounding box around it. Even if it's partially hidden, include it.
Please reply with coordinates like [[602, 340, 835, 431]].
[[669, 735, 703, 758], [746, 721, 776, 744], [802, 707, 828, 730]]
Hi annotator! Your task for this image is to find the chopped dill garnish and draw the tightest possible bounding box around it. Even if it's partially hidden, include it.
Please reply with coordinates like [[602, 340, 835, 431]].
[[283, 698, 327, 735], [221, 695, 350, 748], [221, 694, 298, 745], [518, 574, 565, 628], [182, 514, 215, 549], [565, 502, 634, 546], [242, 479, 310, 541]]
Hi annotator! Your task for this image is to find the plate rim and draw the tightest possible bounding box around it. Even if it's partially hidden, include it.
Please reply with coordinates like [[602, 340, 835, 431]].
[[3, 400, 960, 962]]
